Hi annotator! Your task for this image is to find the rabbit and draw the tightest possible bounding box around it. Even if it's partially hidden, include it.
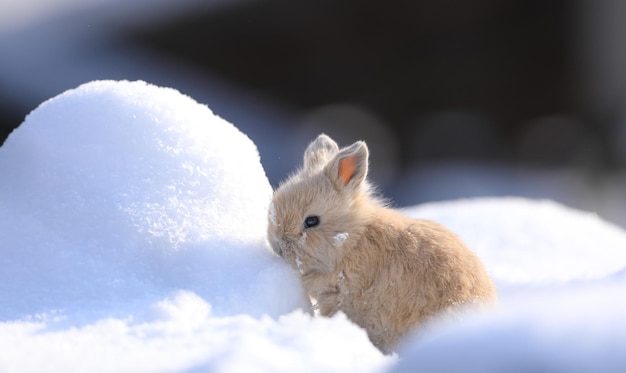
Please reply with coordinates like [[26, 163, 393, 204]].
[[267, 134, 497, 353]]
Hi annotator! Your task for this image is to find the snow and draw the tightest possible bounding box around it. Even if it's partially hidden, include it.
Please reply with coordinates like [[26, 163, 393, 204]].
[[332, 232, 349, 247], [268, 201, 277, 227], [395, 200, 626, 373], [1, 80, 626, 372], [403, 198, 626, 286], [392, 278, 626, 373], [0, 80, 308, 321]]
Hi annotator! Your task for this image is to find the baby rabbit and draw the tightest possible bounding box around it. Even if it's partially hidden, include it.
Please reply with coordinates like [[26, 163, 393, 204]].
[[268, 134, 496, 353]]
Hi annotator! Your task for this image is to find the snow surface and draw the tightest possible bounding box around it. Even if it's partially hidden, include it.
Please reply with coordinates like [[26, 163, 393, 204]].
[[1, 80, 626, 372], [396, 200, 626, 373], [404, 199, 626, 286]]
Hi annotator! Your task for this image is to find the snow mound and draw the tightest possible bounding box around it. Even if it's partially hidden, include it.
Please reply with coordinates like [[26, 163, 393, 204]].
[[397, 198, 626, 373], [0, 80, 308, 320], [0, 292, 389, 373], [404, 198, 626, 286], [393, 275, 626, 373]]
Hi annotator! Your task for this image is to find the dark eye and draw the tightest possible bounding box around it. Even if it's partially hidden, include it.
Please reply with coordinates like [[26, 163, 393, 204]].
[[303, 215, 320, 229]]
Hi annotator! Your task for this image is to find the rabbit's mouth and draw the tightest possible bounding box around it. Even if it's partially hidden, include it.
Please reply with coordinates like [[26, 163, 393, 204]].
[[273, 242, 310, 273], [271, 240, 298, 262], [270, 239, 327, 275]]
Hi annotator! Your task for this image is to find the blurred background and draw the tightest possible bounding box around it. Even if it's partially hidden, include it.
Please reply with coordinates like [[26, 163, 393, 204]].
[[2, 0, 626, 227]]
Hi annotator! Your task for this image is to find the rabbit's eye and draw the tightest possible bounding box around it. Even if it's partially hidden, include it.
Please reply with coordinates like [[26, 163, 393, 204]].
[[304, 215, 320, 229]]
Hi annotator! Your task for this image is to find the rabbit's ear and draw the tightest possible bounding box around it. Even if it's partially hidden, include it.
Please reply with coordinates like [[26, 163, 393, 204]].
[[304, 134, 339, 171], [326, 141, 369, 189]]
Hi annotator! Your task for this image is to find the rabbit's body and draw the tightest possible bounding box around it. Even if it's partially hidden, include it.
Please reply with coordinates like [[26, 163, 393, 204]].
[[268, 134, 496, 353]]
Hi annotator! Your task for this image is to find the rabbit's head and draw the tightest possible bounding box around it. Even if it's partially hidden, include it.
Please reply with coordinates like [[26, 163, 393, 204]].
[[268, 134, 377, 275]]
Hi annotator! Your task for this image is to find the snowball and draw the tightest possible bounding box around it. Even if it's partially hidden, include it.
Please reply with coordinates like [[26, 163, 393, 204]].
[[0, 80, 308, 319]]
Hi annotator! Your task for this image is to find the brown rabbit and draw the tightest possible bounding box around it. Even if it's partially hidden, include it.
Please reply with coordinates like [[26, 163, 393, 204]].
[[267, 134, 496, 353]]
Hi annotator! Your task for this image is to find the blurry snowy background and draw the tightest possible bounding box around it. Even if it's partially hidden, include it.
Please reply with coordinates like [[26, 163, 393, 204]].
[[2, 0, 626, 228]]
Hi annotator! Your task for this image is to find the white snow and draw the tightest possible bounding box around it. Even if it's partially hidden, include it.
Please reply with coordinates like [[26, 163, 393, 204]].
[[1, 80, 626, 372], [268, 201, 277, 227], [333, 232, 349, 247], [393, 279, 626, 373], [403, 198, 626, 286], [394, 200, 626, 373]]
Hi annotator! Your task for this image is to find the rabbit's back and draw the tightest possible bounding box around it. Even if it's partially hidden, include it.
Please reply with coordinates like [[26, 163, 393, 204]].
[[310, 207, 496, 353]]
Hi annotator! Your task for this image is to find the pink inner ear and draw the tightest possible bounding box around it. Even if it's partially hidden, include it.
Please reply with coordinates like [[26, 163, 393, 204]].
[[338, 156, 357, 186]]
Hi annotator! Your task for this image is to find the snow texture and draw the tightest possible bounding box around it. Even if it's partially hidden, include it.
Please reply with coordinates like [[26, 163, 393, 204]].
[[0, 80, 309, 321], [332, 232, 349, 247], [403, 198, 626, 286], [268, 201, 277, 227], [394, 200, 626, 373], [1, 80, 626, 372]]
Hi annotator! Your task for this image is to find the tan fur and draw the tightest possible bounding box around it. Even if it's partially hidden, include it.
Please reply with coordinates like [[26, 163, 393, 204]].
[[268, 134, 496, 353]]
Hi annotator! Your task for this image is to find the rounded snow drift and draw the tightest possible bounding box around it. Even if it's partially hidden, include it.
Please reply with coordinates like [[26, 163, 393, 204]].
[[0, 80, 307, 319]]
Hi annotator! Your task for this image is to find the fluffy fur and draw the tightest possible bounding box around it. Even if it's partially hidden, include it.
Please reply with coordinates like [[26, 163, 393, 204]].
[[268, 134, 496, 353]]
